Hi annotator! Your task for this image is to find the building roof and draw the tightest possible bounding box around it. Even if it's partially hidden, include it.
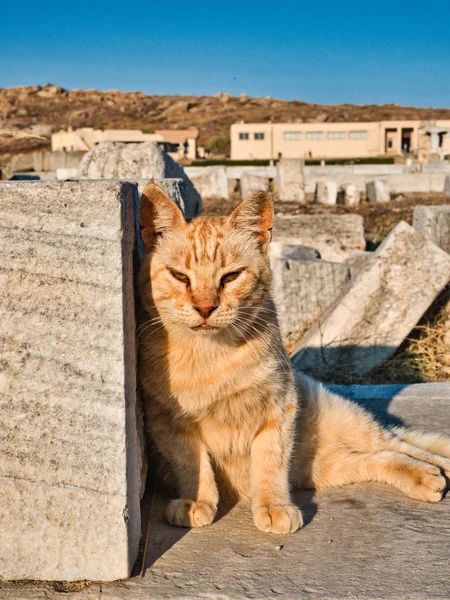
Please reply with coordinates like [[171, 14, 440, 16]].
[[155, 129, 199, 143]]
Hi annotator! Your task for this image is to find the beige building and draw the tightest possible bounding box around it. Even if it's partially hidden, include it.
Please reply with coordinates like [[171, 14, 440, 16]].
[[231, 120, 450, 161], [52, 127, 199, 161]]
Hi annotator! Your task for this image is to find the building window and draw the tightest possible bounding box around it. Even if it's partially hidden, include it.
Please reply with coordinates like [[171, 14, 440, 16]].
[[349, 131, 368, 139], [306, 132, 324, 140], [284, 132, 302, 140], [327, 131, 346, 140], [254, 133, 265, 140], [239, 133, 249, 140]]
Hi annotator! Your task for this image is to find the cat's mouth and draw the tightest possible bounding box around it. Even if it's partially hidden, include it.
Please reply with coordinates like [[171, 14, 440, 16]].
[[192, 323, 220, 332]]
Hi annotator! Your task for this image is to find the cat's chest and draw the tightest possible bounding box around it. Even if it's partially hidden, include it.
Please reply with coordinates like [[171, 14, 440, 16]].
[[165, 341, 265, 404]]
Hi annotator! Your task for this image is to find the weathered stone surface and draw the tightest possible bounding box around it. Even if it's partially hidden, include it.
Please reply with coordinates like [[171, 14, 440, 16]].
[[344, 249, 372, 275], [271, 252, 351, 336], [134, 177, 197, 220], [445, 175, 450, 197], [239, 172, 269, 199], [413, 205, 450, 254], [78, 141, 201, 215], [268, 241, 320, 262], [342, 183, 360, 206], [273, 214, 365, 262], [291, 221, 450, 376], [277, 158, 305, 202], [0, 180, 142, 581], [315, 181, 338, 205], [188, 165, 229, 199], [1, 383, 450, 598], [366, 179, 390, 202], [55, 167, 79, 180]]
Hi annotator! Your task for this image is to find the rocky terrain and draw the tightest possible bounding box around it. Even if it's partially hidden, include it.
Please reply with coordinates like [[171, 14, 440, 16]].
[[2, 83, 450, 157]]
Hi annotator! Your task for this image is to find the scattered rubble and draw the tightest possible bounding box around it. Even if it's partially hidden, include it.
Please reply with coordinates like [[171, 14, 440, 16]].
[[188, 166, 229, 200], [273, 214, 365, 262], [315, 181, 338, 205], [342, 183, 361, 206], [277, 159, 305, 203], [270, 247, 351, 338], [413, 205, 450, 254], [291, 221, 450, 377], [240, 172, 269, 198], [366, 179, 390, 202]]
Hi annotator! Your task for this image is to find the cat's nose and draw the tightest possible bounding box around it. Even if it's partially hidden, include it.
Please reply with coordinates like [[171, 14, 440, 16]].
[[194, 303, 219, 319]]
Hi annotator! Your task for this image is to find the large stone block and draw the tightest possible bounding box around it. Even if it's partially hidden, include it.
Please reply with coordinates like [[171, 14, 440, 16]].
[[277, 159, 305, 203], [273, 214, 365, 262], [270, 247, 351, 337], [342, 183, 361, 206], [413, 205, 450, 254], [188, 165, 228, 200], [445, 175, 450, 197], [315, 181, 338, 205], [291, 221, 450, 377], [240, 172, 269, 199], [188, 165, 229, 199], [0, 180, 142, 581], [78, 141, 201, 216], [366, 179, 390, 202]]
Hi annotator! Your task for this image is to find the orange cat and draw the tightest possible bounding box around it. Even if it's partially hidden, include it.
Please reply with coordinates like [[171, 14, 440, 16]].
[[138, 182, 450, 534]]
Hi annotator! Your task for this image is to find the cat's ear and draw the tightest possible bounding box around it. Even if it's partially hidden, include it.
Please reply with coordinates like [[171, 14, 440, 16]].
[[140, 181, 185, 248], [228, 190, 274, 250]]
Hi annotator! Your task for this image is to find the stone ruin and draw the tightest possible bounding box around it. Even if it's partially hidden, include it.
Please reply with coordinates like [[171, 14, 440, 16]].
[[1, 176, 450, 582]]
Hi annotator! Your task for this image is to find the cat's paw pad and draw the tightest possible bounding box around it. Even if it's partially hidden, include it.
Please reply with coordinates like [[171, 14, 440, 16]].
[[166, 499, 216, 528], [253, 503, 303, 534], [408, 465, 446, 502]]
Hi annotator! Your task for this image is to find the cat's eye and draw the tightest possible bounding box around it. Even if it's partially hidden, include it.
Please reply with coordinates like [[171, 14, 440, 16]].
[[221, 271, 242, 286], [169, 269, 190, 285]]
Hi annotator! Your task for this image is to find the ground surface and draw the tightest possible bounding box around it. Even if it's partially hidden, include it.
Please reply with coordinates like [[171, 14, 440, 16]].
[[2, 383, 449, 599]]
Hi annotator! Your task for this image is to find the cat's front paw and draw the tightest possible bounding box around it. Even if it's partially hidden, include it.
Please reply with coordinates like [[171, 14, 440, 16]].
[[253, 503, 303, 534], [406, 464, 447, 503], [166, 499, 217, 528]]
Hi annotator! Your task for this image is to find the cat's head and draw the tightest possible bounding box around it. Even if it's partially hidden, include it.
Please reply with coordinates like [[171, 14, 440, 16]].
[[139, 182, 275, 336]]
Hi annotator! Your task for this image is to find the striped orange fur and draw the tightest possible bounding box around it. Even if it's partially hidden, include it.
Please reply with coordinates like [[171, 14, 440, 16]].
[[138, 182, 450, 534]]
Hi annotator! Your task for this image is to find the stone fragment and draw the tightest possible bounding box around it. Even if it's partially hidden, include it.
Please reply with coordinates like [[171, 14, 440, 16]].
[[277, 159, 306, 203], [273, 214, 365, 262], [269, 242, 321, 263], [344, 250, 372, 276], [56, 167, 79, 179], [270, 252, 351, 337], [78, 141, 201, 215], [445, 175, 450, 197], [0, 180, 142, 581], [291, 221, 450, 376], [188, 165, 229, 199], [366, 180, 390, 202], [240, 172, 269, 199], [135, 177, 193, 219], [413, 205, 450, 254], [342, 183, 361, 206], [315, 181, 338, 205]]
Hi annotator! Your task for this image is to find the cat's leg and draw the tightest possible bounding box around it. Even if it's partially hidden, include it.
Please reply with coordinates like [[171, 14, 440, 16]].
[[152, 424, 219, 528], [312, 448, 446, 502], [384, 433, 450, 480], [390, 427, 450, 461], [251, 394, 303, 534]]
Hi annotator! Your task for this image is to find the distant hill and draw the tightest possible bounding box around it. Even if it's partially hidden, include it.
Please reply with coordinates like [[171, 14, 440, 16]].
[[1, 83, 450, 156]]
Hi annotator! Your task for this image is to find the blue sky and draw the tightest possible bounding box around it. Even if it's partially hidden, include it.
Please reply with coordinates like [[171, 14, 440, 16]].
[[1, 0, 449, 107]]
